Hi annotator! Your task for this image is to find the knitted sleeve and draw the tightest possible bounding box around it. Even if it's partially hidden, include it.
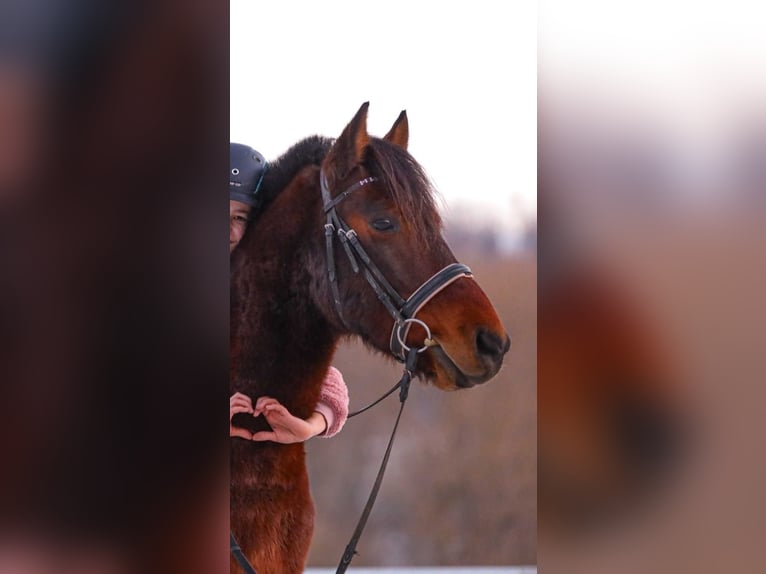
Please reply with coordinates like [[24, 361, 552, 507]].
[[314, 366, 349, 438]]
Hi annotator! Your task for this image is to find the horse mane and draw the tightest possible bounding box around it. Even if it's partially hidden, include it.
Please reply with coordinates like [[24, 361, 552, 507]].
[[255, 135, 333, 217], [364, 138, 444, 244]]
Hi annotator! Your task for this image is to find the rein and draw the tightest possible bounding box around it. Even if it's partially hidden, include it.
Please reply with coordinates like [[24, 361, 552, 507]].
[[337, 346, 418, 573], [230, 532, 257, 574]]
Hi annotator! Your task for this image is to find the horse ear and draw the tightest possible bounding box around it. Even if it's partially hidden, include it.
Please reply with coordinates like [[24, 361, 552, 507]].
[[326, 102, 370, 179], [384, 110, 409, 150]]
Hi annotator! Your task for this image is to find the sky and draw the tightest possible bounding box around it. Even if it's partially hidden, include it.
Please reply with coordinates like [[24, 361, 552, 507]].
[[230, 1, 537, 248], [540, 0, 766, 95], [540, 0, 766, 161], [540, 0, 766, 210]]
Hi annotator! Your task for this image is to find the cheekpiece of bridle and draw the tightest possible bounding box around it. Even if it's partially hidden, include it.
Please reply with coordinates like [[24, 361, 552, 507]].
[[320, 168, 472, 363]]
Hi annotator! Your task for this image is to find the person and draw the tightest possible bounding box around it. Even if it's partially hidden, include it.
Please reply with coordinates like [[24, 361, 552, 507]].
[[229, 142, 349, 443]]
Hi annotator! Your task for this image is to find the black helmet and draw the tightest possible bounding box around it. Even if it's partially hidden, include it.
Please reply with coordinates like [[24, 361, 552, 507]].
[[230, 143, 267, 206]]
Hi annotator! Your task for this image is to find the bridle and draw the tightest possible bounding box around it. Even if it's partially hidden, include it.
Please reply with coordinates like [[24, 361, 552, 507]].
[[230, 168, 474, 574], [321, 168, 473, 573], [320, 168, 472, 362]]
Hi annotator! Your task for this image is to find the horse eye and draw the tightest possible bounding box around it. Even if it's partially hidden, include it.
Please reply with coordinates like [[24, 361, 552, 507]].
[[371, 218, 395, 232]]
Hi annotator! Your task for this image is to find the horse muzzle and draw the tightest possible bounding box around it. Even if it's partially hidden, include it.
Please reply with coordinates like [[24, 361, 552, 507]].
[[419, 327, 510, 390]]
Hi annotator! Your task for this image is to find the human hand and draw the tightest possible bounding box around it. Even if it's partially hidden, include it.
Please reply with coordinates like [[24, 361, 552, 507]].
[[251, 396, 328, 444], [230, 392, 255, 440]]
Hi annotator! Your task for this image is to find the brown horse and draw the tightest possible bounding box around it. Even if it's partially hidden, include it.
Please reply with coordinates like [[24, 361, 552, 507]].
[[229, 103, 510, 573]]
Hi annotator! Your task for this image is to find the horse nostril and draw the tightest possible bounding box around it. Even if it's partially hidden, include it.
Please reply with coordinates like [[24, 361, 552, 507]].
[[475, 329, 510, 359]]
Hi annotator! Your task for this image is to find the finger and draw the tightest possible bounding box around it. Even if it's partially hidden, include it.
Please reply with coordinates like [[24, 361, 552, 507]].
[[230, 394, 253, 408], [230, 405, 254, 417], [230, 427, 253, 440], [255, 396, 280, 411], [230, 397, 254, 410], [231, 400, 253, 415], [251, 399, 273, 418], [251, 431, 277, 442], [261, 403, 290, 422]]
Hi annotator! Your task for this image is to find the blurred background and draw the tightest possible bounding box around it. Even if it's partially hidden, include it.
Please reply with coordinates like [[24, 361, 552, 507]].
[[0, 1, 229, 573], [539, 1, 766, 572]]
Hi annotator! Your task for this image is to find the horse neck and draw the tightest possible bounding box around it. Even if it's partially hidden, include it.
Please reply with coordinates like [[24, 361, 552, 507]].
[[231, 166, 339, 419]]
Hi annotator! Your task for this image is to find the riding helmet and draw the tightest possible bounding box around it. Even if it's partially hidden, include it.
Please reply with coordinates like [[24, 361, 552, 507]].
[[230, 143, 267, 206]]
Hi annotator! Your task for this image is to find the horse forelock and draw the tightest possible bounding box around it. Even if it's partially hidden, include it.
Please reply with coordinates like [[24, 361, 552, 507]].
[[364, 138, 443, 244]]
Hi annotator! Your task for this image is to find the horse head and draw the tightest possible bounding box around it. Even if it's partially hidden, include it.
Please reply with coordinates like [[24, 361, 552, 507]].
[[316, 103, 510, 390]]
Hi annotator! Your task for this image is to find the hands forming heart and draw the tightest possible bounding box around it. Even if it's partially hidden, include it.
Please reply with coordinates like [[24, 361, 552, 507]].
[[230, 392, 327, 444]]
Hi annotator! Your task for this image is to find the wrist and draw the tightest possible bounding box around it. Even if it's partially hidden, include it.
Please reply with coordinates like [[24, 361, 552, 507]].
[[307, 411, 328, 438]]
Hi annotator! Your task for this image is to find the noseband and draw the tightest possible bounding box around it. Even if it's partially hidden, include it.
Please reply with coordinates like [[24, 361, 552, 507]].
[[320, 169, 472, 361]]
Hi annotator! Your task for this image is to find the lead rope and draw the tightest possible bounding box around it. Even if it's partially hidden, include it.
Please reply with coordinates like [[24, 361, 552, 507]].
[[336, 346, 418, 574], [347, 379, 402, 418]]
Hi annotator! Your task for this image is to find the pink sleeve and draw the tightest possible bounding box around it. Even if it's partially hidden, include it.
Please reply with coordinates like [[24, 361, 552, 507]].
[[314, 366, 349, 438]]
